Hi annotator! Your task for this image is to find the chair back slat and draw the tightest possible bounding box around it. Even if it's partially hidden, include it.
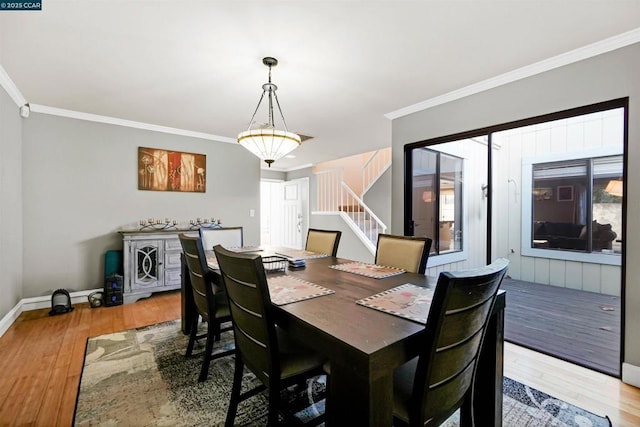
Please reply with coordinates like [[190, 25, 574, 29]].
[[214, 245, 278, 385], [422, 362, 475, 423], [179, 235, 214, 322], [411, 258, 509, 425], [436, 298, 495, 348], [429, 330, 483, 387]]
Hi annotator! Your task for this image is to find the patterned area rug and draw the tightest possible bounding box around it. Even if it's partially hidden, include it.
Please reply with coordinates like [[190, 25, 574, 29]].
[[74, 320, 611, 426]]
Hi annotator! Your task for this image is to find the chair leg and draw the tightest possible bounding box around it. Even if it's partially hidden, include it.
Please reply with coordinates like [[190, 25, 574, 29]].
[[459, 392, 473, 427], [213, 318, 221, 342], [185, 313, 199, 357], [225, 357, 244, 427], [198, 322, 214, 382], [323, 373, 330, 424], [267, 380, 280, 426]]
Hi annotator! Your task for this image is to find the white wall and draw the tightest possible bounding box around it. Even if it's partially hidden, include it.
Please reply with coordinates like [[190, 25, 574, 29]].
[[308, 214, 373, 263], [363, 166, 392, 230], [391, 42, 640, 382], [0, 85, 23, 319], [21, 113, 261, 298]]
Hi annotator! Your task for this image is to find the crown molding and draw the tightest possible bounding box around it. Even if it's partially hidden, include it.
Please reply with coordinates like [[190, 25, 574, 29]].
[[0, 64, 27, 108], [385, 27, 640, 120], [29, 104, 236, 143]]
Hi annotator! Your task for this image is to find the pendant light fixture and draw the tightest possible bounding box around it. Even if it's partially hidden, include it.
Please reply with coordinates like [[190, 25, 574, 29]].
[[237, 57, 301, 167]]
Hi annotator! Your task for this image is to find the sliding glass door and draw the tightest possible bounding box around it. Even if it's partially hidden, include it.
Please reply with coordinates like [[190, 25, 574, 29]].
[[405, 98, 627, 377], [406, 136, 488, 269]]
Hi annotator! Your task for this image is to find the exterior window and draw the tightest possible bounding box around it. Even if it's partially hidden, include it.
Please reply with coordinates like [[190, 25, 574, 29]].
[[532, 155, 622, 254], [409, 148, 463, 255]]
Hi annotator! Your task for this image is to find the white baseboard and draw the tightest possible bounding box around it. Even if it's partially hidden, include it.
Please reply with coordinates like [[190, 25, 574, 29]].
[[0, 303, 24, 339], [0, 288, 101, 338], [622, 363, 640, 388]]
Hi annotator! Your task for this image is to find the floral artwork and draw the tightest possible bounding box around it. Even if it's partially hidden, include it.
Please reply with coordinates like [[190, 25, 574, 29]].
[[138, 147, 206, 192]]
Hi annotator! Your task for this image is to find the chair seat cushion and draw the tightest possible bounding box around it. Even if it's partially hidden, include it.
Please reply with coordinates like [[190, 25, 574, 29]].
[[277, 327, 326, 380], [215, 302, 230, 319]]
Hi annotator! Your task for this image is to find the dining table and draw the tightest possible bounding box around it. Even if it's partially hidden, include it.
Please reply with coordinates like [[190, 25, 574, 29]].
[[180, 247, 506, 427]]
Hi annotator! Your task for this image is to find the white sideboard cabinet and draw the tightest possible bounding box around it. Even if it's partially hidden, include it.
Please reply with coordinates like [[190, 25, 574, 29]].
[[120, 229, 198, 303]]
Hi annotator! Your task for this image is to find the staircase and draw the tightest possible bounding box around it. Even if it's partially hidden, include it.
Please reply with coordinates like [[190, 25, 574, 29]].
[[314, 149, 391, 254]]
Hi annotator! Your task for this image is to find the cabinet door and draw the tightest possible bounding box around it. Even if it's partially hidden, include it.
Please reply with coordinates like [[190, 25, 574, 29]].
[[164, 238, 183, 288], [130, 240, 164, 291]]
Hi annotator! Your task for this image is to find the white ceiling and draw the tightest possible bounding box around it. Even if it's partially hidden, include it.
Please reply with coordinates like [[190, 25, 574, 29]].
[[1, 1, 639, 171]]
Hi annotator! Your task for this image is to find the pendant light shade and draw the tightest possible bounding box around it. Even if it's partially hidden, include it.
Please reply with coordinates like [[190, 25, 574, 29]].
[[238, 57, 301, 167]]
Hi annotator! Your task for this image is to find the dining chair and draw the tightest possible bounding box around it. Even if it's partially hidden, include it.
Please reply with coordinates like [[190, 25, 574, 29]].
[[392, 258, 509, 427], [199, 226, 243, 251], [375, 234, 433, 274], [179, 234, 234, 382], [213, 245, 327, 427], [305, 228, 342, 256]]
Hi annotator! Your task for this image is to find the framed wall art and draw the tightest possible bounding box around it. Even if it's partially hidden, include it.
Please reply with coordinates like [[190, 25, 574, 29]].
[[557, 185, 574, 202], [138, 147, 206, 192]]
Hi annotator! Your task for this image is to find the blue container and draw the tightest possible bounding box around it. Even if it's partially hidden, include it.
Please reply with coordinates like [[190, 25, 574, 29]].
[[105, 250, 123, 279]]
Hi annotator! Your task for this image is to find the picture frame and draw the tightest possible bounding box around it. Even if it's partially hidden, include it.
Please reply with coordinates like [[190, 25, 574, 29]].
[[138, 146, 206, 192], [557, 185, 574, 202], [533, 187, 553, 201]]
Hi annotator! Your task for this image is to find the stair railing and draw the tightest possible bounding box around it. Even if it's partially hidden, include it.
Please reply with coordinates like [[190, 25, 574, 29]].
[[316, 168, 343, 212], [340, 182, 387, 252], [362, 148, 392, 196], [314, 168, 387, 252]]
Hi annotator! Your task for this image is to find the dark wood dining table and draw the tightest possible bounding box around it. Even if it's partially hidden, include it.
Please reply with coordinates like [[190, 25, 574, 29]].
[[181, 249, 505, 427]]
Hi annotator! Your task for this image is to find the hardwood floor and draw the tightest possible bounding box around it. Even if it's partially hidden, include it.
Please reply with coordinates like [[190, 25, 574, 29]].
[[0, 290, 639, 426], [0, 292, 181, 426]]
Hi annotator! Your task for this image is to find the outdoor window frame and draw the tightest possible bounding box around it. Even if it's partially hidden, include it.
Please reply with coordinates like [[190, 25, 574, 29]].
[[522, 146, 623, 266]]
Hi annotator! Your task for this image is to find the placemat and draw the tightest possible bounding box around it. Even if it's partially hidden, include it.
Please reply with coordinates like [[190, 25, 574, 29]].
[[205, 252, 219, 270], [228, 246, 263, 253], [274, 249, 330, 260], [329, 262, 405, 279], [356, 283, 434, 324], [267, 275, 334, 305]]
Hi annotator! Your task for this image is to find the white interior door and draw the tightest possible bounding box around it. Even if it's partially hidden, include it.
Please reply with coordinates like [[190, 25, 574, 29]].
[[260, 178, 309, 249], [281, 178, 308, 249]]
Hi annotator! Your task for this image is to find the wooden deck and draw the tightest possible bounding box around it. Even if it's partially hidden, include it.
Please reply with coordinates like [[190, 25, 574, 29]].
[[500, 278, 621, 377]]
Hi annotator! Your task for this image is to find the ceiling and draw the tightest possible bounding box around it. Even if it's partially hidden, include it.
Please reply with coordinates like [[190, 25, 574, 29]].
[[1, 1, 639, 171]]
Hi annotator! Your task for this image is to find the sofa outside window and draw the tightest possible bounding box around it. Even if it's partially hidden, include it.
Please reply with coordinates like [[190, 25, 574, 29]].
[[533, 221, 617, 252]]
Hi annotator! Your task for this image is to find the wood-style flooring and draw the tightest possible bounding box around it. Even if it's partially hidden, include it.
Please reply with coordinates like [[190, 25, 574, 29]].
[[0, 290, 639, 426], [500, 277, 621, 376]]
